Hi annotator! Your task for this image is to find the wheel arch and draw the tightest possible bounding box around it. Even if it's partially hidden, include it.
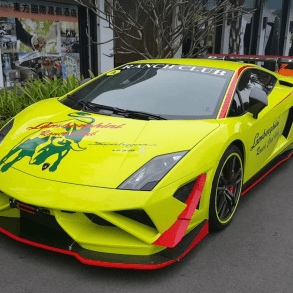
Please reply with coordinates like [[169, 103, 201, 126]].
[[230, 139, 245, 166]]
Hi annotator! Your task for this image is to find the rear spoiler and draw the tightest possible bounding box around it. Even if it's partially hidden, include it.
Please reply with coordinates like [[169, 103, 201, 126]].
[[206, 54, 293, 72]]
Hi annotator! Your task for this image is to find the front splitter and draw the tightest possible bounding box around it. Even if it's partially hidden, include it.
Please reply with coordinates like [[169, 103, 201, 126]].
[[0, 216, 209, 270]]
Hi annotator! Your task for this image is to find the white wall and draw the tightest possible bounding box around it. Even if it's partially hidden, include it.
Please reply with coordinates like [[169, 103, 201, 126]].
[[0, 48, 3, 88], [96, 0, 114, 73]]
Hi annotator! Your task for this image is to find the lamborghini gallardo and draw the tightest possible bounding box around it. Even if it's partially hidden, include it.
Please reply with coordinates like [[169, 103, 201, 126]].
[[0, 56, 293, 269]]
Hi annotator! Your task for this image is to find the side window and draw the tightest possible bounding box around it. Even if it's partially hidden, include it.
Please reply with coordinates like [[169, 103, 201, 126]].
[[237, 69, 277, 112], [237, 70, 252, 112], [228, 91, 244, 117]]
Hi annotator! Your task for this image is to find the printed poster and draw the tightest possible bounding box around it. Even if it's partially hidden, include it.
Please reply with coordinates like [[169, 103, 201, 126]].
[[0, 1, 80, 88]]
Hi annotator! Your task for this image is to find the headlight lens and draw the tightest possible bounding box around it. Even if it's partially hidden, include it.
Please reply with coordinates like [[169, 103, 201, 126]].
[[118, 151, 188, 191], [0, 120, 14, 145]]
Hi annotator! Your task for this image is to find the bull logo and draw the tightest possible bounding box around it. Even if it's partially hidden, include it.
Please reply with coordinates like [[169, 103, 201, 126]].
[[0, 112, 95, 173], [42, 163, 50, 171]]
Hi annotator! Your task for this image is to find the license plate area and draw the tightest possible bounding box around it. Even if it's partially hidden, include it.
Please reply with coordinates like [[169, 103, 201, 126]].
[[9, 198, 50, 215]]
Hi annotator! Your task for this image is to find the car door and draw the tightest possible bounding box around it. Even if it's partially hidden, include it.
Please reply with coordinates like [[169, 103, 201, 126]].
[[228, 68, 287, 181]]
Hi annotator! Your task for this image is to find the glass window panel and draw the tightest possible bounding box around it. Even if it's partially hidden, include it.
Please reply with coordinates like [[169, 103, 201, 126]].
[[237, 69, 277, 112], [69, 65, 234, 120], [226, 0, 254, 54], [263, 0, 283, 56], [285, 0, 293, 56]]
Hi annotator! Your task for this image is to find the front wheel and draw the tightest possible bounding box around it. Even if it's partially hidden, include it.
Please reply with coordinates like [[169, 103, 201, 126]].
[[209, 145, 243, 231]]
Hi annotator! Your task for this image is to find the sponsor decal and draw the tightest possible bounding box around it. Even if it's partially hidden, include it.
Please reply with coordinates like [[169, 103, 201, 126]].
[[121, 64, 229, 76], [27, 122, 125, 131], [0, 112, 126, 172], [89, 141, 157, 153], [256, 130, 280, 156], [89, 142, 156, 148], [250, 120, 280, 152]]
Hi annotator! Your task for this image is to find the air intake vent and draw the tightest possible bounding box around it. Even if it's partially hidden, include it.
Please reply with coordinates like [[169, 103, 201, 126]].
[[85, 213, 115, 226], [173, 180, 197, 203], [279, 80, 293, 87], [283, 106, 293, 138], [115, 210, 156, 229]]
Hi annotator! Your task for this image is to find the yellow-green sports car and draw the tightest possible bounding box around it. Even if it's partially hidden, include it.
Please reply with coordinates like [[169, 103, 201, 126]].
[[0, 58, 293, 269]]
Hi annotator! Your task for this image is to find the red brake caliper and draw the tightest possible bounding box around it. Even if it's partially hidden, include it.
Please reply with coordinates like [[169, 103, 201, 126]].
[[228, 172, 235, 193]]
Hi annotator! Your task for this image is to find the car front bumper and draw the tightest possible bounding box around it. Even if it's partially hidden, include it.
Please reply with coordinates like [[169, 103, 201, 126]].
[[0, 167, 211, 269]]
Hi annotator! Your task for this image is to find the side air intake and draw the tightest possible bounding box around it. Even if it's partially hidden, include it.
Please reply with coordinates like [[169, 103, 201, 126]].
[[283, 106, 293, 138]]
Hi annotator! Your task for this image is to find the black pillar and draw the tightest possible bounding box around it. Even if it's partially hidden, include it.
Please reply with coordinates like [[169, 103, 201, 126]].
[[89, 7, 98, 76], [250, 0, 263, 55], [78, 6, 90, 78], [280, 0, 291, 55], [214, 0, 223, 54]]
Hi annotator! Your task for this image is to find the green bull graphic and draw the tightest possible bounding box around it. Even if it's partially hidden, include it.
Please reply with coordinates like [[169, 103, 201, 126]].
[[0, 112, 95, 173]]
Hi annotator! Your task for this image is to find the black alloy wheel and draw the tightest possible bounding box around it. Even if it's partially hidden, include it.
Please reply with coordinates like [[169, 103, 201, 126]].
[[209, 145, 243, 231]]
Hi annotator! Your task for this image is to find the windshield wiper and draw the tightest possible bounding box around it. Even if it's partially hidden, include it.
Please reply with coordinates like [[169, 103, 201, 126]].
[[122, 109, 167, 120], [87, 102, 127, 114], [66, 95, 100, 113], [67, 95, 166, 120], [87, 103, 166, 120]]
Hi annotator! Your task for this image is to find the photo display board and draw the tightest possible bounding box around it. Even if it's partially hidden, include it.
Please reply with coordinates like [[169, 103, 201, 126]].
[[0, 0, 80, 87]]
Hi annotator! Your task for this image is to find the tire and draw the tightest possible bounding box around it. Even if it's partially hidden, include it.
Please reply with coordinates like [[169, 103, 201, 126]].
[[209, 145, 243, 231]]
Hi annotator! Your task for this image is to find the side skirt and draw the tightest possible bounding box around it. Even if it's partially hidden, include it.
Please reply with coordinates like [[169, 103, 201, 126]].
[[242, 149, 293, 196]]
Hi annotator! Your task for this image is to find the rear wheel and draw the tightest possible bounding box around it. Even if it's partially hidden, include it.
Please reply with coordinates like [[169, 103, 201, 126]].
[[209, 145, 243, 231]]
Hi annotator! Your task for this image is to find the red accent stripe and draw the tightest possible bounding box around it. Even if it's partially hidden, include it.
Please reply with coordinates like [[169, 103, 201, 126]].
[[218, 66, 252, 119], [153, 174, 206, 248], [274, 90, 293, 108], [0, 221, 209, 270], [207, 53, 293, 59], [241, 151, 293, 196]]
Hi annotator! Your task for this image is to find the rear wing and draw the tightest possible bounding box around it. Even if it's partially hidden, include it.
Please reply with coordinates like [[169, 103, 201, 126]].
[[206, 54, 293, 73]]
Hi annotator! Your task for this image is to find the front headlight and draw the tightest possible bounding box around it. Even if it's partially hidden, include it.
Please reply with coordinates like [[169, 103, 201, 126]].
[[118, 151, 188, 191], [0, 120, 14, 145]]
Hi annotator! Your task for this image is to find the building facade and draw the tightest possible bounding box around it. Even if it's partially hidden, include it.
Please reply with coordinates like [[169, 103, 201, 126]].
[[111, 0, 293, 67], [1, 0, 292, 88], [215, 0, 293, 57]]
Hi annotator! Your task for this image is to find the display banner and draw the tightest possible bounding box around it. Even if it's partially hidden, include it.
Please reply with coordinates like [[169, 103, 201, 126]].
[[0, 0, 78, 22], [0, 0, 80, 88]]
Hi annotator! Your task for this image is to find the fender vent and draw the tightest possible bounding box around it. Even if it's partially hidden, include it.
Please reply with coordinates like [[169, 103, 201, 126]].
[[279, 80, 293, 87]]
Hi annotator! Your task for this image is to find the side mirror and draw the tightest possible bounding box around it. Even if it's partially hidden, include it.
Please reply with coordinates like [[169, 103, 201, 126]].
[[79, 77, 91, 86], [249, 87, 268, 119]]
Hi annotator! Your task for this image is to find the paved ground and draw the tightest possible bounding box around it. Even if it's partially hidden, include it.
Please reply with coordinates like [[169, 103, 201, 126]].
[[0, 158, 293, 293]]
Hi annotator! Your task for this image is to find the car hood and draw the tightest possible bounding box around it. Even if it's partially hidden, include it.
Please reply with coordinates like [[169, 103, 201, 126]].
[[0, 99, 220, 188]]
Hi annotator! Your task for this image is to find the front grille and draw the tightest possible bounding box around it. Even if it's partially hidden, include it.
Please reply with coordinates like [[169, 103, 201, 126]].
[[20, 210, 62, 231], [9, 198, 50, 215], [9, 198, 61, 231]]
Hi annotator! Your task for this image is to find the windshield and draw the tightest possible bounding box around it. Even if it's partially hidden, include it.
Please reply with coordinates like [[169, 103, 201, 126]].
[[63, 63, 234, 120]]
